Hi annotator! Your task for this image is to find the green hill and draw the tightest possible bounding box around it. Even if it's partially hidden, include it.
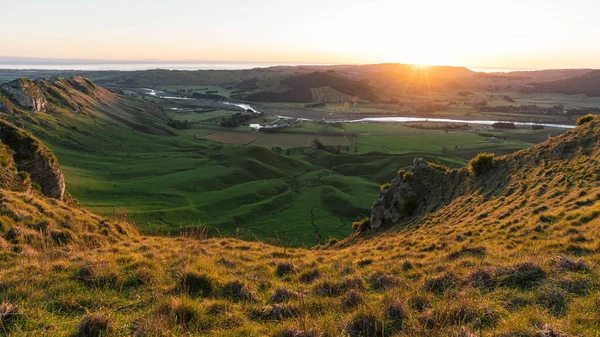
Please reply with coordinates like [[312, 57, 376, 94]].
[[0, 108, 599, 336]]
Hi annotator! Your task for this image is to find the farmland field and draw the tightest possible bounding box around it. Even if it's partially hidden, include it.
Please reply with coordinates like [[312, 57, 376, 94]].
[[201, 131, 263, 145]]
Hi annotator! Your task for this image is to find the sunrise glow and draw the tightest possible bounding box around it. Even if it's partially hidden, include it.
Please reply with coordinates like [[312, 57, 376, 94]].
[[2, 0, 600, 69]]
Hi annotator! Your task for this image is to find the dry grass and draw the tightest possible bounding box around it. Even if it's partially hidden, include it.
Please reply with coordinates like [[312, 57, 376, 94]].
[[1, 118, 600, 336]]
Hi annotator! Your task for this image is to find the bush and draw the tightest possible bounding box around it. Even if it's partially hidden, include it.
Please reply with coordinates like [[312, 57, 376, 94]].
[[397, 170, 413, 181], [380, 183, 391, 192], [352, 217, 371, 232], [428, 162, 449, 172], [400, 196, 418, 216], [469, 153, 496, 176], [577, 114, 594, 126], [18, 171, 30, 182]]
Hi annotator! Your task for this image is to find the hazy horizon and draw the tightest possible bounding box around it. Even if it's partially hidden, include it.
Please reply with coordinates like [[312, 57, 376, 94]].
[[0, 56, 575, 73], [3, 0, 600, 69]]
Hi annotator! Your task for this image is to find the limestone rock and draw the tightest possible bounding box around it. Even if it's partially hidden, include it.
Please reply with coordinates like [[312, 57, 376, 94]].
[[370, 159, 468, 230], [0, 120, 65, 199], [0, 79, 47, 112]]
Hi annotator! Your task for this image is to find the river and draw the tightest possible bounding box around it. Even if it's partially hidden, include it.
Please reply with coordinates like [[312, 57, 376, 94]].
[[143, 88, 576, 129]]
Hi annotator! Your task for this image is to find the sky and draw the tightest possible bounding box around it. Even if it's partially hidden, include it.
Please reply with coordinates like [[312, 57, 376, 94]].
[[2, 0, 600, 69]]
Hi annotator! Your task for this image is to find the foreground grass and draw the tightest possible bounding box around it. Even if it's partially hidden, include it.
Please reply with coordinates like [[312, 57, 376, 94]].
[[2, 216, 598, 336]]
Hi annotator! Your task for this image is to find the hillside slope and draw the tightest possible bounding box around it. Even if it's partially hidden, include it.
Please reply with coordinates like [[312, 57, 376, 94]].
[[0, 77, 385, 244], [531, 70, 600, 96], [0, 117, 599, 335], [244, 71, 378, 103]]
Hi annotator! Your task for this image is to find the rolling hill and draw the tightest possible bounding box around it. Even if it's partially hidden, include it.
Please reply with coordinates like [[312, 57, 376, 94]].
[[531, 70, 600, 96], [244, 71, 378, 103], [0, 99, 599, 335]]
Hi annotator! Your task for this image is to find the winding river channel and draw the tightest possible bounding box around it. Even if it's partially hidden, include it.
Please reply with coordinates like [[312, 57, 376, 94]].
[[143, 89, 576, 129]]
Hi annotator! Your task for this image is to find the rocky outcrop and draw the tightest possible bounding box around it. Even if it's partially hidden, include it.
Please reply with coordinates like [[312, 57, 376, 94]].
[[0, 79, 47, 112], [370, 158, 469, 229], [0, 120, 65, 199], [0, 98, 7, 113]]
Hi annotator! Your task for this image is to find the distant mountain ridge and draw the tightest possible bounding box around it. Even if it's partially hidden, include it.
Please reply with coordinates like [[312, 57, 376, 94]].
[[1, 64, 599, 100]]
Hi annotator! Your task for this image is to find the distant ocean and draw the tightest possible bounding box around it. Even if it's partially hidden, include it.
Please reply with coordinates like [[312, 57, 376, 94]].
[[0, 61, 330, 71], [0, 60, 536, 73]]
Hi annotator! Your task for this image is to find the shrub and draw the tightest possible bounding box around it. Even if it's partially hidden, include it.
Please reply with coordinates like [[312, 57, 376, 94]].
[[577, 114, 594, 126], [178, 271, 215, 298], [352, 217, 370, 232], [469, 153, 495, 176], [429, 162, 449, 172], [326, 238, 338, 245], [18, 171, 30, 182], [75, 312, 115, 337], [380, 183, 391, 192], [400, 196, 418, 216]]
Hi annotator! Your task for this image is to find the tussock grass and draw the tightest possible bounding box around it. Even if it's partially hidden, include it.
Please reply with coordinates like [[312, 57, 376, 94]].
[[1, 117, 600, 336]]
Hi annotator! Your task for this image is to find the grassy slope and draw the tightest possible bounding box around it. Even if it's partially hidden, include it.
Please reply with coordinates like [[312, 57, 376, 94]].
[[6, 93, 381, 245], [21, 105, 556, 245], [1, 118, 600, 336], [1, 78, 567, 246]]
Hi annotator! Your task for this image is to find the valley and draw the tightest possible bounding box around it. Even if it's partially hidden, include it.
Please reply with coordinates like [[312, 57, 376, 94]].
[[0, 71, 579, 246]]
